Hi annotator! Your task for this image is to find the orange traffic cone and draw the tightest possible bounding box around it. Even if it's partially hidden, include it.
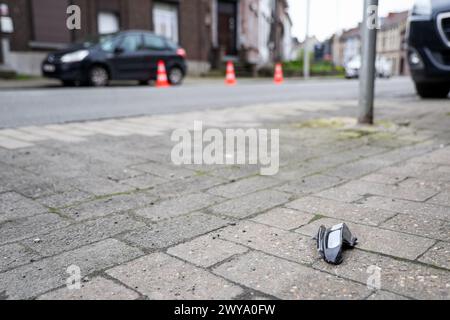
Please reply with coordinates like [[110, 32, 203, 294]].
[[225, 61, 237, 86], [274, 63, 284, 85], [156, 60, 170, 88]]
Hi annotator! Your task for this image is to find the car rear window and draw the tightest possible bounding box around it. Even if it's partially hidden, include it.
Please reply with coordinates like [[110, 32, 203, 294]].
[[142, 34, 167, 50]]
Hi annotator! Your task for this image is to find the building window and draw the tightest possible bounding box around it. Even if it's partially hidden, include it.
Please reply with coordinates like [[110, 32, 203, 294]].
[[97, 11, 120, 35], [153, 2, 179, 43]]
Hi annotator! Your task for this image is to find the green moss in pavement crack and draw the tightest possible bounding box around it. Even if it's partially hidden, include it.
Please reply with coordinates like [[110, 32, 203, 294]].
[[308, 214, 326, 224]]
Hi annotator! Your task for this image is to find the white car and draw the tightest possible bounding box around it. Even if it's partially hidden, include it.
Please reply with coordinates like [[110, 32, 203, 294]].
[[345, 55, 393, 79]]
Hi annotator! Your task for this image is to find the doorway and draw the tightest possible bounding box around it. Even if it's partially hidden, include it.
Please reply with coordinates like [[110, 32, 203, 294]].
[[218, 0, 237, 56]]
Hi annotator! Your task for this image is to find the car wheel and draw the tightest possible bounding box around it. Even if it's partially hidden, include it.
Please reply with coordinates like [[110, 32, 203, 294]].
[[88, 66, 109, 87], [415, 83, 450, 99], [168, 67, 184, 85]]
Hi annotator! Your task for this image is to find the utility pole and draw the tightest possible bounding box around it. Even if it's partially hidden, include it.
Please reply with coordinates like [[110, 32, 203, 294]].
[[303, 0, 310, 79], [358, 0, 379, 124]]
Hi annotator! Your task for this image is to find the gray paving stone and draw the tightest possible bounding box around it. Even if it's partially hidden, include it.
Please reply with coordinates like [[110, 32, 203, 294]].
[[0, 213, 71, 245], [71, 176, 136, 196], [312, 249, 450, 300], [0, 239, 143, 299], [131, 162, 195, 180], [148, 175, 226, 200], [208, 165, 261, 180], [167, 234, 248, 267], [296, 217, 435, 260], [418, 242, 450, 270], [119, 174, 167, 190], [341, 179, 440, 202], [207, 176, 281, 199], [36, 190, 93, 209], [122, 213, 230, 250], [250, 207, 314, 230], [217, 221, 316, 264], [428, 191, 450, 207], [37, 276, 140, 300], [412, 147, 450, 165], [0, 191, 48, 223], [286, 196, 396, 226], [208, 190, 291, 219], [358, 196, 450, 221], [0, 243, 41, 272], [377, 161, 436, 178], [107, 252, 243, 299], [22, 214, 145, 256], [276, 174, 342, 195], [366, 291, 408, 300], [315, 186, 365, 203], [213, 251, 370, 300], [381, 214, 450, 241], [361, 173, 407, 185], [134, 193, 222, 222], [62, 192, 157, 221]]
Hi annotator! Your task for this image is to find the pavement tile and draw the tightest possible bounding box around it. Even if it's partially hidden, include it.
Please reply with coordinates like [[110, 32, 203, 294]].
[[358, 196, 450, 221], [0, 136, 34, 149], [213, 251, 370, 300], [208, 190, 291, 219], [0, 213, 71, 245], [428, 191, 450, 207], [418, 242, 450, 270], [37, 277, 140, 300], [148, 175, 226, 200], [217, 221, 316, 264], [71, 176, 136, 196], [119, 174, 167, 190], [286, 196, 395, 226], [366, 291, 409, 300], [276, 174, 342, 195], [0, 191, 48, 223], [412, 147, 450, 165], [122, 213, 230, 250], [0, 243, 41, 272], [61, 192, 157, 221], [167, 234, 248, 267], [250, 207, 314, 230], [22, 214, 145, 256], [340, 179, 440, 202], [381, 214, 450, 241], [0, 239, 143, 299], [296, 217, 435, 260], [207, 176, 281, 199], [315, 186, 365, 203], [312, 249, 450, 300], [131, 162, 195, 180], [35, 190, 93, 209], [134, 193, 222, 222], [107, 252, 243, 300], [361, 173, 407, 185]]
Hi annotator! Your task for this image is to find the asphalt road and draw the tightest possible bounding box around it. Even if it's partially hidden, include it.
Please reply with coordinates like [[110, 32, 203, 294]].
[[0, 77, 417, 128]]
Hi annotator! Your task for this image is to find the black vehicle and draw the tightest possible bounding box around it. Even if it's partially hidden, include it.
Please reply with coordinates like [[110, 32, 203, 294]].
[[42, 30, 187, 87], [407, 0, 450, 98]]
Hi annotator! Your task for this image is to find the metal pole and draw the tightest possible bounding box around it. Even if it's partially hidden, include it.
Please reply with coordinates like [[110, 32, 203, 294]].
[[303, 0, 310, 79], [358, 0, 379, 124]]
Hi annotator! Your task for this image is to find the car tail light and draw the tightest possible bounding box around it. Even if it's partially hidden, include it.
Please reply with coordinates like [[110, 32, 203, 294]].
[[177, 48, 187, 58]]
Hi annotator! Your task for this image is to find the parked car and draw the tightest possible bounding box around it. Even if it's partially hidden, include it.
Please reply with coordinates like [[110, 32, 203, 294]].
[[407, 0, 450, 98], [42, 30, 187, 87], [344, 55, 393, 79]]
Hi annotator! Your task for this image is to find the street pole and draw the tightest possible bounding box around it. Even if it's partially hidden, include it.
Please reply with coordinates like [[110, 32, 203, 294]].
[[303, 0, 310, 79], [358, 0, 379, 124]]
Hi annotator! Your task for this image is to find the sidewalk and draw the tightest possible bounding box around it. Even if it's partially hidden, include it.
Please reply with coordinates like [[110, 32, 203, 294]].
[[0, 96, 449, 300]]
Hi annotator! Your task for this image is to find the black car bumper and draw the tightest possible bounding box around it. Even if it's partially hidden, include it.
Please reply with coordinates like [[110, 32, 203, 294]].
[[41, 61, 89, 82], [408, 17, 450, 84]]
